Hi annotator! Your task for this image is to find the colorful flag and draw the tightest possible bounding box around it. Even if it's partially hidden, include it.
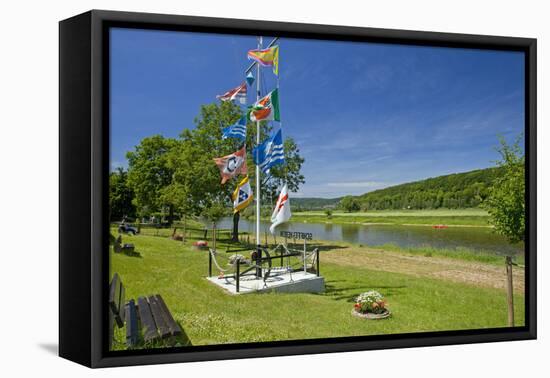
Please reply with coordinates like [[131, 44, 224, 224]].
[[248, 45, 279, 75], [248, 89, 280, 122], [252, 128, 285, 174], [232, 176, 254, 213], [222, 116, 247, 141], [270, 184, 291, 234], [213, 146, 248, 184], [216, 82, 247, 104]]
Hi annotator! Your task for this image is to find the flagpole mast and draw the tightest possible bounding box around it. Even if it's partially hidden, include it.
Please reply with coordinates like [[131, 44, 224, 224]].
[[255, 36, 262, 278]]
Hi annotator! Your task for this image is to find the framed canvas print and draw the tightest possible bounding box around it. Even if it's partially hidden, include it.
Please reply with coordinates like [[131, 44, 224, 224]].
[[59, 10, 536, 368]]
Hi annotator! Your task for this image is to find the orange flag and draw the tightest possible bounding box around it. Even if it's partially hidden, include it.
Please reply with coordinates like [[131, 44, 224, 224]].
[[213, 146, 248, 184]]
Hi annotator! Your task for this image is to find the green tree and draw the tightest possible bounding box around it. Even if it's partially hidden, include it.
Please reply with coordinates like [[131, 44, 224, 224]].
[[202, 200, 229, 224], [109, 167, 136, 221], [483, 136, 525, 244], [126, 135, 178, 220], [166, 101, 304, 241], [164, 102, 241, 222], [340, 196, 361, 212]]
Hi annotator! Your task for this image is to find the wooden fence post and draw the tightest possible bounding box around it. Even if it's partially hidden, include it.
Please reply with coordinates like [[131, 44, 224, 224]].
[[183, 214, 186, 243], [208, 251, 212, 277], [505, 256, 515, 327], [212, 222, 217, 252], [236, 259, 240, 293]]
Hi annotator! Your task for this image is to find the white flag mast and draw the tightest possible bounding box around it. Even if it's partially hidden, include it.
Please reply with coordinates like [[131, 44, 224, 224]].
[[245, 35, 279, 278], [255, 36, 262, 276]]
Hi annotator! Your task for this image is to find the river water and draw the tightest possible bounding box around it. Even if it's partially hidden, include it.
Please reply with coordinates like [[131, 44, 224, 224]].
[[214, 217, 523, 256]]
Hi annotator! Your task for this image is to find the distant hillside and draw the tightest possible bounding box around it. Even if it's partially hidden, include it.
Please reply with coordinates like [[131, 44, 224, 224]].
[[292, 197, 341, 210], [351, 167, 503, 210]]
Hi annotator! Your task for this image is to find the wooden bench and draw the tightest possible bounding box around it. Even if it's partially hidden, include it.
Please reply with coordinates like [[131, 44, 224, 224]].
[[113, 235, 135, 254], [109, 273, 182, 348]]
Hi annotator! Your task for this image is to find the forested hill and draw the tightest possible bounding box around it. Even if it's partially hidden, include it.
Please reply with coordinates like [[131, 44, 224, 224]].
[[292, 197, 341, 211], [355, 167, 503, 210]]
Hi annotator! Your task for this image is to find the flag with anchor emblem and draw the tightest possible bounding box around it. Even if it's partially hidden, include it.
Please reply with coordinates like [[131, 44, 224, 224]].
[[232, 176, 254, 213]]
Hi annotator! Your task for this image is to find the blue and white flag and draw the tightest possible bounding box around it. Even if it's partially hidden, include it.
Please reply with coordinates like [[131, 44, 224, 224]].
[[222, 116, 247, 141], [253, 128, 285, 174]]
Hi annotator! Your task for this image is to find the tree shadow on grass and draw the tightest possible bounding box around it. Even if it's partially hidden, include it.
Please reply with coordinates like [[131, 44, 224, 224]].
[[315, 244, 349, 252], [322, 282, 407, 302], [122, 250, 142, 258]]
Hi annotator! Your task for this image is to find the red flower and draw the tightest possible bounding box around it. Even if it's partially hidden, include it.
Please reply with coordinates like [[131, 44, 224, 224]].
[[354, 303, 361, 308]]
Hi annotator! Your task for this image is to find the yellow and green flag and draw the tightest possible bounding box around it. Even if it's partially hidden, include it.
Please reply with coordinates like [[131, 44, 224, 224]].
[[248, 45, 279, 75]]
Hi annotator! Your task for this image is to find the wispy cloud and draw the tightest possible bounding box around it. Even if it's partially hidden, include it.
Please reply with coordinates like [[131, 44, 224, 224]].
[[326, 181, 389, 188]]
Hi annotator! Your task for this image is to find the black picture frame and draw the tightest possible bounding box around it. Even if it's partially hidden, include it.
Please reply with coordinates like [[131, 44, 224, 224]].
[[59, 9, 537, 368]]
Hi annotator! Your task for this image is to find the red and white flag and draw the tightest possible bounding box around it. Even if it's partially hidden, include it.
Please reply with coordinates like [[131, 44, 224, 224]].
[[270, 184, 291, 234], [213, 146, 248, 184], [216, 82, 247, 104]]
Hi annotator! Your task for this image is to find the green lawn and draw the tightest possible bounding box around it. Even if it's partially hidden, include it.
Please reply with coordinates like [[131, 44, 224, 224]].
[[110, 229, 524, 350], [290, 208, 490, 226]]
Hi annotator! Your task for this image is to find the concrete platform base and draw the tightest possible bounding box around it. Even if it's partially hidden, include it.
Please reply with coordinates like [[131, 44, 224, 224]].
[[206, 269, 325, 295]]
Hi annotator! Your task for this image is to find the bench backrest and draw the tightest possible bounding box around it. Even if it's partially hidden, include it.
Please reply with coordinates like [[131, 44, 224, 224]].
[[109, 273, 126, 328]]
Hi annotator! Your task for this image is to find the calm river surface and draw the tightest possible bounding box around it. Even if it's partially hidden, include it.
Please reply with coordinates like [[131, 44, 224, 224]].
[[214, 217, 523, 256]]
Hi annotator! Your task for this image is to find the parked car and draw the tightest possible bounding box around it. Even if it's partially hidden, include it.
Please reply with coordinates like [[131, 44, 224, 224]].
[[118, 223, 138, 235]]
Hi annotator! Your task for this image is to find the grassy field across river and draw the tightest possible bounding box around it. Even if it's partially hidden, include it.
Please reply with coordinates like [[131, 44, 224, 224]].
[[290, 208, 490, 226], [110, 225, 524, 350]]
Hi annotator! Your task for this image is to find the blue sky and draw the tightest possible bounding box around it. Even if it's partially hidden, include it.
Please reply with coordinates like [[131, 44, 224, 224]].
[[110, 28, 525, 198]]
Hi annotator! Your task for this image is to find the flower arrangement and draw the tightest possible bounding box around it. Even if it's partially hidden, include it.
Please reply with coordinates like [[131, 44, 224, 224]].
[[354, 291, 388, 315], [229, 254, 249, 265]]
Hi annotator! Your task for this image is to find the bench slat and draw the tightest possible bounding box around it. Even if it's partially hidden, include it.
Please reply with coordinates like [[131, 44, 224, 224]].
[[137, 296, 159, 342], [119, 283, 125, 323], [125, 299, 139, 347], [154, 294, 182, 336], [148, 295, 171, 339], [108, 273, 119, 309], [109, 273, 124, 328]]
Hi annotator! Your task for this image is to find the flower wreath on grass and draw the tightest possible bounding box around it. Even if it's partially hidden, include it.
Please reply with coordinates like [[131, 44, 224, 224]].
[[352, 291, 390, 319], [228, 253, 250, 265]]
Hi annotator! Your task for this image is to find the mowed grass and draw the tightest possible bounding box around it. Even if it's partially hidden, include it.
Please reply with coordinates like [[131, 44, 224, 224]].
[[291, 208, 490, 226], [370, 243, 525, 266], [110, 229, 525, 350]]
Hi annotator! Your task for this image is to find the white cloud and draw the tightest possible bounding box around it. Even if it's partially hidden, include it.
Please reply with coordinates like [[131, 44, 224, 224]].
[[326, 181, 388, 188]]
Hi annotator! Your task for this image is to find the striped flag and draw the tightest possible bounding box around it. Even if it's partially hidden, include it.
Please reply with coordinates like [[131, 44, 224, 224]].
[[217, 82, 247, 104], [248, 45, 279, 75], [222, 116, 247, 141], [252, 128, 285, 174]]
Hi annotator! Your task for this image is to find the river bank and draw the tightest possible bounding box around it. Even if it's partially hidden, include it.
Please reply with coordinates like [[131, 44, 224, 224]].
[[220, 217, 522, 257], [289, 208, 491, 227]]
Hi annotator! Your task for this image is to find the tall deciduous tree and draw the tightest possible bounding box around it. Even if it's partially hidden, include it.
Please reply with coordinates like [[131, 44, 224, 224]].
[[109, 167, 136, 221], [483, 135, 525, 244], [126, 135, 177, 220], [164, 102, 241, 220]]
